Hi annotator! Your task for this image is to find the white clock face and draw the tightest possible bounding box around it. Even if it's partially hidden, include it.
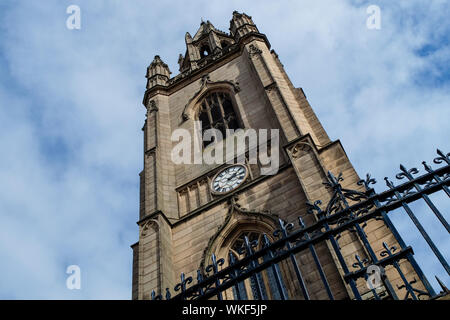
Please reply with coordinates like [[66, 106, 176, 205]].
[[212, 165, 248, 194]]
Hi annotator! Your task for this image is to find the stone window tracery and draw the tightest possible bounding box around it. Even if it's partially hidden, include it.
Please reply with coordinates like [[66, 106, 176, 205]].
[[197, 91, 241, 148], [229, 231, 288, 300]]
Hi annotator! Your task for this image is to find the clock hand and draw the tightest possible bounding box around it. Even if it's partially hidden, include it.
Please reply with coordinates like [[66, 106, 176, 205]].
[[227, 173, 237, 181]]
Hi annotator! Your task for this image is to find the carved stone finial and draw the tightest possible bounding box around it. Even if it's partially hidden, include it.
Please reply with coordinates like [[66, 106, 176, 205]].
[[248, 44, 262, 57], [147, 100, 158, 114], [141, 219, 158, 236], [149, 55, 169, 70], [230, 11, 258, 39], [146, 55, 171, 89], [200, 74, 211, 86], [290, 142, 312, 159]]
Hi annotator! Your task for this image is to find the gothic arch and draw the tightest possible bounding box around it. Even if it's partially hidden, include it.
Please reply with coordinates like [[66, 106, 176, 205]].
[[289, 141, 313, 159], [200, 197, 278, 271], [139, 219, 162, 298], [213, 220, 277, 270], [182, 74, 241, 122], [199, 198, 294, 300]]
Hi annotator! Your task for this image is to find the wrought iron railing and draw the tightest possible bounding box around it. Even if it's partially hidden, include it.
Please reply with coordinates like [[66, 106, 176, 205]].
[[151, 149, 450, 300]]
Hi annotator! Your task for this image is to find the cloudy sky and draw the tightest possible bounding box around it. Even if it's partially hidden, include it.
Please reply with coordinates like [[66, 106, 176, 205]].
[[0, 0, 448, 299]]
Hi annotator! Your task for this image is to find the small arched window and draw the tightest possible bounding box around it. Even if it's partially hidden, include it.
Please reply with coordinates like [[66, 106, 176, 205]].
[[221, 41, 230, 49], [198, 92, 241, 148], [229, 231, 288, 300], [200, 44, 211, 58]]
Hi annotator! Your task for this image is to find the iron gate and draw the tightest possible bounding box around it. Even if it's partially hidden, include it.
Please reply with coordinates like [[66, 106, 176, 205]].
[[151, 149, 450, 300]]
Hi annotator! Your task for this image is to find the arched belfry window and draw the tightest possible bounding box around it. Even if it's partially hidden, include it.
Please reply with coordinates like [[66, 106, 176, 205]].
[[229, 231, 288, 300], [198, 91, 241, 148], [200, 44, 211, 58], [221, 41, 230, 49]]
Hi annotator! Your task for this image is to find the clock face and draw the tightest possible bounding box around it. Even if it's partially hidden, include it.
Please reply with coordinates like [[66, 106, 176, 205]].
[[211, 165, 248, 194]]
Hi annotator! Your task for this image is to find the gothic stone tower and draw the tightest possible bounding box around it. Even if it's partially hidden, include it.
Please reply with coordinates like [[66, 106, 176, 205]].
[[131, 11, 424, 300]]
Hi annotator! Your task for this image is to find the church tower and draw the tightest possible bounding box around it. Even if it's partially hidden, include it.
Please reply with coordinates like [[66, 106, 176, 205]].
[[131, 11, 426, 300]]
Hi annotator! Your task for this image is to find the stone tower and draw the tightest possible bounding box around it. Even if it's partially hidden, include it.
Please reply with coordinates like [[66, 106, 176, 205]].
[[131, 11, 424, 300]]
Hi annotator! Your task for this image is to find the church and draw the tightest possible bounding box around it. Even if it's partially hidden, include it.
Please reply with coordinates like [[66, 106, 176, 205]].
[[131, 11, 430, 300]]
